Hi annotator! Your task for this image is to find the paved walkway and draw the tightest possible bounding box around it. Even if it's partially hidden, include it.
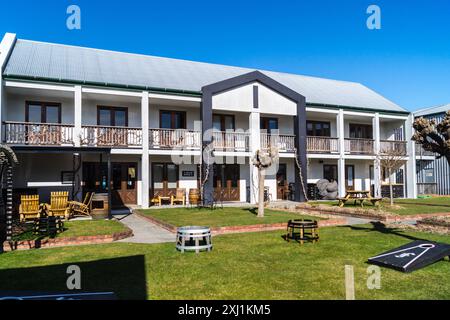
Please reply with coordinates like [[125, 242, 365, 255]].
[[115, 213, 175, 244]]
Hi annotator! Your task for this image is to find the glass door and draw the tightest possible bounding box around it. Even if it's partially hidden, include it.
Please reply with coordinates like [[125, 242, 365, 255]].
[[152, 163, 179, 198], [345, 165, 355, 191]]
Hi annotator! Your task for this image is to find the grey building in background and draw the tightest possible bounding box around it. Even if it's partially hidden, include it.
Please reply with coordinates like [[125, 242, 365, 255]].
[[415, 104, 450, 195]]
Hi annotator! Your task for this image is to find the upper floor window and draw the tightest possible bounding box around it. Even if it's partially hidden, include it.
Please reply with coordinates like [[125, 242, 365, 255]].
[[160, 111, 186, 129], [213, 114, 235, 132], [98, 106, 128, 127], [307, 121, 331, 137], [261, 117, 279, 133], [349, 124, 373, 139], [26, 101, 61, 124]]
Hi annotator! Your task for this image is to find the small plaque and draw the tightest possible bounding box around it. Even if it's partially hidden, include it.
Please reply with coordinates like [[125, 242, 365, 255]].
[[182, 171, 195, 177]]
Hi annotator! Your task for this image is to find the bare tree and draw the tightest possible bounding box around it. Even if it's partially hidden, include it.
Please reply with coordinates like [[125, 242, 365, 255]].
[[377, 148, 406, 206], [413, 111, 450, 165], [252, 147, 279, 218]]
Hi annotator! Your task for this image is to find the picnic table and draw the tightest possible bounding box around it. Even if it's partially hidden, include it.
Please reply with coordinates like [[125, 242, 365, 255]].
[[338, 191, 382, 208]]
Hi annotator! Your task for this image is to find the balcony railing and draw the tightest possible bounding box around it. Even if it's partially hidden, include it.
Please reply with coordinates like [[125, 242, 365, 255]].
[[213, 131, 250, 152], [380, 140, 408, 156], [3, 121, 74, 146], [149, 129, 201, 149], [344, 138, 374, 155], [81, 125, 142, 147], [415, 143, 435, 157], [261, 134, 296, 153], [307, 136, 339, 153]]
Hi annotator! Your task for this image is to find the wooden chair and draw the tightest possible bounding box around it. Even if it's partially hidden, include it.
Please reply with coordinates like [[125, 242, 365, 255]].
[[48, 191, 70, 220], [69, 192, 94, 217], [171, 189, 186, 206], [19, 195, 40, 222]]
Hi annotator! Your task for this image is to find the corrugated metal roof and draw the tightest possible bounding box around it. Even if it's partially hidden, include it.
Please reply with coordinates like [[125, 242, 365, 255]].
[[3, 39, 407, 112], [414, 104, 450, 117]]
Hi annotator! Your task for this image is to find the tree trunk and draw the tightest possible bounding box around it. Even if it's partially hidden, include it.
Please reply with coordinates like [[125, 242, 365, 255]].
[[388, 168, 394, 206], [258, 169, 265, 218]]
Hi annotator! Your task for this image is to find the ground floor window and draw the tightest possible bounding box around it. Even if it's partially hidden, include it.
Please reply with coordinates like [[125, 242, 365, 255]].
[[323, 165, 338, 182]]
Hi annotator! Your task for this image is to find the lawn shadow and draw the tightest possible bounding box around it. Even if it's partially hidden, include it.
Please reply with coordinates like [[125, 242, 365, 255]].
[[345, 222, 430, 242], [0, 255, 147, 300], [245, 208, 258, 216]]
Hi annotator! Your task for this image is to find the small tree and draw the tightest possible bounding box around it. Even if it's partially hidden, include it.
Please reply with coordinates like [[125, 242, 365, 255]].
[[252, 147, 279, 218], [377, 148, 406, 206], [413, 111, 450, 165]]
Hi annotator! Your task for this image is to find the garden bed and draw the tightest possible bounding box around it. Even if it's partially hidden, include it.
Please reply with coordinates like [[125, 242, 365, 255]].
[[2, 220, 133, 252], [137, 207, 345, 235], [417, 217, 450, 235]]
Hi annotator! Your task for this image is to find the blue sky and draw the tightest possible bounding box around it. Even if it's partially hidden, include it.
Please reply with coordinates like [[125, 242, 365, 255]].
[[1, 0, 449, 111]]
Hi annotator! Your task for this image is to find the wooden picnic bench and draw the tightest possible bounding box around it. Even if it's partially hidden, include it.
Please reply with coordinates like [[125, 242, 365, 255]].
[[338, 190, 382, 208]]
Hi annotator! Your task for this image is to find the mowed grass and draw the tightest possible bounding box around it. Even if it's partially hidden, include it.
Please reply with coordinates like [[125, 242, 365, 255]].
[[13, 220, 129, 241], [1, 224, 449, 300], [310, 197, 450, 216], [138, 207, 323, 228]]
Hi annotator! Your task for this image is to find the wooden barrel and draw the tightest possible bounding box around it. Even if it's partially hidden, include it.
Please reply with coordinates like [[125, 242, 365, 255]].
[[189, 189, 201, 206], [91, 193, 109, 220]]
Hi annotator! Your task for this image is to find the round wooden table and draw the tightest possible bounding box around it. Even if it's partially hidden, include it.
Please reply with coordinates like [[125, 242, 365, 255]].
[[286, 220, 320, 245]]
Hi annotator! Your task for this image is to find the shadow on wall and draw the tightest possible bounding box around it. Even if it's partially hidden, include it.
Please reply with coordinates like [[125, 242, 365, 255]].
[[0, 255, 148, 300]]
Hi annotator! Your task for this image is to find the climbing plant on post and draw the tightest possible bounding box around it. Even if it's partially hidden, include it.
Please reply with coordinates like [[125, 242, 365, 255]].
[[0, 145, 19, 244], [252, 147, 279, 218]]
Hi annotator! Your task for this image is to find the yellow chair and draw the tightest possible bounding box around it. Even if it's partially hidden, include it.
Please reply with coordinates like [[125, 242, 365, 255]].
[[171, 189, 186, 206], [48, 191, 70, 220], [69, 192, 94, 217], [19, 195, 40, 222]]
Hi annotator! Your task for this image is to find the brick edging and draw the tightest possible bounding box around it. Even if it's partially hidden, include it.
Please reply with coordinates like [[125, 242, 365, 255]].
[[2, 229, 133, 252], [297, 205, 450, 223], [135, 211, 346, 236]]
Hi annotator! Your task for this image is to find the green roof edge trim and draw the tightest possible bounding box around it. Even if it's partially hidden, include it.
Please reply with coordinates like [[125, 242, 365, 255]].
[[3, 75, 410, 115]]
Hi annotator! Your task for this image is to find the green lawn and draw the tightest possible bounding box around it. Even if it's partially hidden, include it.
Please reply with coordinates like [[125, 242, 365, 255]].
[[138, 207, 323, 228], [310, 197, 450, 216], [1, 224, 449, 300], [13, 220, 129, 241]]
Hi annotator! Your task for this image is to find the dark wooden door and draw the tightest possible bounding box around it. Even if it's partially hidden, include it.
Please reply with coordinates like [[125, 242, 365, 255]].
[[152, 163, 179, 198], [214, 165, 240, 202], [112, 163, 138, 206], [277, 164, 288, 200]]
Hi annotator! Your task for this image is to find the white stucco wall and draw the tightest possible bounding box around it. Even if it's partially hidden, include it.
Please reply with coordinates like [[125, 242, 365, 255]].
[[212, 82, 297, 116]]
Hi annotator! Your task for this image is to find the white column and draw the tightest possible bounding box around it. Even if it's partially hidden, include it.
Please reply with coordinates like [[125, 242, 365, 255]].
[[373, 113, 380, 154], [337, 110, 346, 197], [374, 159, 382, 198], [405, 114, 417, 198], [74, 86, 82, 147], [249, 112, 261, 204], [141, 92, 150, 208]]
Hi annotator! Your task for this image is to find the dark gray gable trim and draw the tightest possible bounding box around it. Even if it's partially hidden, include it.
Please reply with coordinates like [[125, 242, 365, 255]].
[[201, 70, 305, 104], [201, 70, 308, 204]]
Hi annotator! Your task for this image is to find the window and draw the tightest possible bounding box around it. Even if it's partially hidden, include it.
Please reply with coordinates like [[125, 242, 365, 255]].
[[213, 114, 235, 131], [26, 102, 61, 124], [307, 121, 331, 137], [98, 106, 128, 127], [349, 124, 373, 139], [323, 165, 338, 182], [396, 169, 404, 184], [261, 118, 279, 133], [160, 111, 186, 129]]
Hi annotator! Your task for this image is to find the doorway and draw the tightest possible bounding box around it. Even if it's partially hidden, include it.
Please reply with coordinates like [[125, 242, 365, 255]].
[[82, 162, 138, 207], [345, 165, 355, 191], [152, 163, 179, 198], [213, 164, 240, 202]]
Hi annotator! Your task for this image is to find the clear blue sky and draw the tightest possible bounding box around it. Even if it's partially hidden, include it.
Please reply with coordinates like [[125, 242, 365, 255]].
[[1, 0, 449, 111]]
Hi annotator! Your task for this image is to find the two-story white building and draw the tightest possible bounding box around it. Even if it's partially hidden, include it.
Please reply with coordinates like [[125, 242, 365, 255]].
[[0, 33, 417, 210]]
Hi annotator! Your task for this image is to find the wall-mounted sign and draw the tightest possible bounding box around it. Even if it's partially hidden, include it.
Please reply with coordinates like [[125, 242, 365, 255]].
[[182, 171, 195, 178]]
